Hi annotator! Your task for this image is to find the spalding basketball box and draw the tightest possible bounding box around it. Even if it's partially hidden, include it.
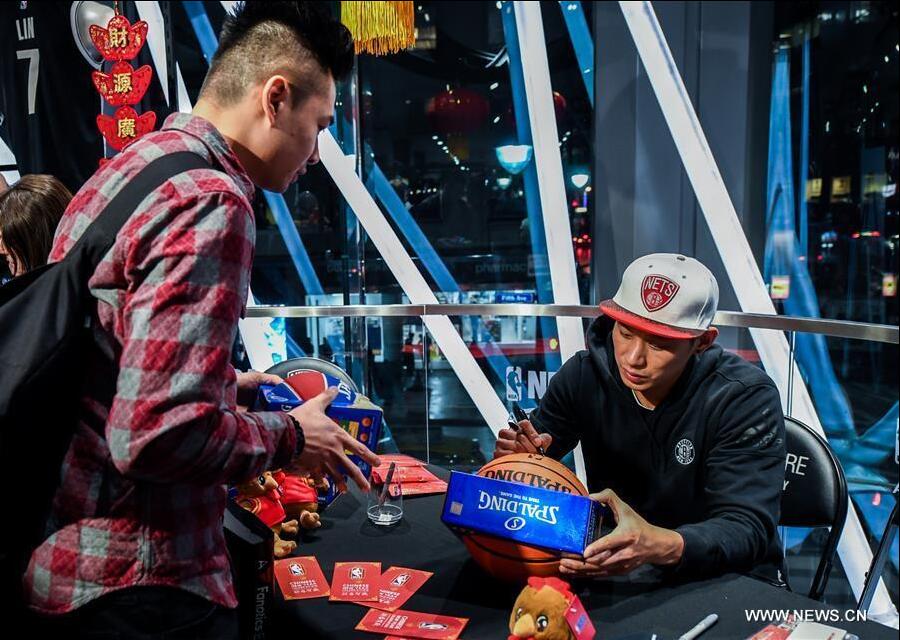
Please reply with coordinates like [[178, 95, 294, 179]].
[[441, 472, 607, 555], [256, 371, 382, 506]]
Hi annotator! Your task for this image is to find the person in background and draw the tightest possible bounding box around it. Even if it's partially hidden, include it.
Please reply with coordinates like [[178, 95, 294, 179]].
[[0, 174, 72, 278], [0, 172, 7, 280]]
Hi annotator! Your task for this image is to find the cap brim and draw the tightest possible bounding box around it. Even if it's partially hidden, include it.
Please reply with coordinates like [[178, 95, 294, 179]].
[[599, 299, 707, 340]]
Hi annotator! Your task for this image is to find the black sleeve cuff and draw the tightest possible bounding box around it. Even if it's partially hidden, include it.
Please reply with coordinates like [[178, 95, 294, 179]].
[[287, 414, 305, 456], [669, 525, 709, 576]]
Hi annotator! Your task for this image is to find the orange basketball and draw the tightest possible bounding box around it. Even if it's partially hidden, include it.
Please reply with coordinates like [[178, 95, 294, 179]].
[[460, 453, 588, 583]]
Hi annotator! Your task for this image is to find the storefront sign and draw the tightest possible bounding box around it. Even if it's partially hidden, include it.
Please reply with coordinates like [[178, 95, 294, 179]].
[[830, 176, 851, 201], [805, 178, 822, 200], [770, 276, 791, 300], [883, 274, 897, 298], [506, 366, 558, 402], [494, 291, 536, 304]]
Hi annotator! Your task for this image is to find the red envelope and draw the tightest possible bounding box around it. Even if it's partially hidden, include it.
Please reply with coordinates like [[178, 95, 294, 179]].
[[372, 465, 438, 484], [398, 479, 448, 497], [375, 454, 427, 468], [745, 627, 792, 640], [330, 561, 381, 602], [365, 567, 432, 612], [378, 454, 425, 464], [356, 608, 468, 639], [274, 556, 330, 600]]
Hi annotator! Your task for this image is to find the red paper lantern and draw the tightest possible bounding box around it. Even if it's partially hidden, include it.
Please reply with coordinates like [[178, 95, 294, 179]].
[[425, 88, 489, 135], [552, 91, 567, 122]]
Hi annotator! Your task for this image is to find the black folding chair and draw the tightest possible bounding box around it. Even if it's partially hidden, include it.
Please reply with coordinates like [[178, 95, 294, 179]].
[[780, 416, 849, 601]]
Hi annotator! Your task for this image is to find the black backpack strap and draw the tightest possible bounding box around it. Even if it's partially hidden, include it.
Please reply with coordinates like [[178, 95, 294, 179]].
[[69, 152, 213, 410], [71, 151, 212, 269]]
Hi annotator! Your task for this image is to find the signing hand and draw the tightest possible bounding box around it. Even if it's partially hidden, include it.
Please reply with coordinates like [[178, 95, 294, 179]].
[[236, 370, 283, 412], [493, 418, 552, 459], [559, 489, 684, 578]]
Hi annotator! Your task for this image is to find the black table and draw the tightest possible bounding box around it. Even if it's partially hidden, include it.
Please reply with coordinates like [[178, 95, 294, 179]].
[[273, 469, 894, 639]]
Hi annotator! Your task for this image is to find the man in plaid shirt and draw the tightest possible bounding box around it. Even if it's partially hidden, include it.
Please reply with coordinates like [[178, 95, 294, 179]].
[[26, 3, 375, 637]]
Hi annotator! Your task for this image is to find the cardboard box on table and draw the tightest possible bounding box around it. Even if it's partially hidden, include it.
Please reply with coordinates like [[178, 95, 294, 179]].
[[224, 501, 274, 640], [256, 372, 382, 506], [440, 471, 607, 555]]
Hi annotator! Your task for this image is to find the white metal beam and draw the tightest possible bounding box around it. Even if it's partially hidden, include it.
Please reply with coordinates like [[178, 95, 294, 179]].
[[219, 0, 505, 435], [512, 2, 586, 361], [619, 0, 897, 625], [513, 1, 588, 485], [319, 132, 510, 434]]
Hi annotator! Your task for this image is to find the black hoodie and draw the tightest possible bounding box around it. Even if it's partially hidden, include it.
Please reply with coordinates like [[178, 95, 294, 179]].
[[529, 316, 786, 578]]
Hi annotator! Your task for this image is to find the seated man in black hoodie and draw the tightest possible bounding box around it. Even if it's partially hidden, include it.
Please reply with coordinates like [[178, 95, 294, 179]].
[[494, 253, 786, 581]]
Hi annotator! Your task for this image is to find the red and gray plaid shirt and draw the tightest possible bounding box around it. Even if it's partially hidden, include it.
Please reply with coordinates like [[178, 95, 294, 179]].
[[25, 113, 297, 614]]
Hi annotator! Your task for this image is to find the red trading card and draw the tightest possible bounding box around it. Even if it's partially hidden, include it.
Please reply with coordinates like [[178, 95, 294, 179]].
[[397, 479, 448, 497], [367, 567, 433, 612], [376, 454, 426, 467], [330, 561, 381, 602], [273, 557, 330, 600], [356, 608, 468, 639], [372, 465, 439, 484], [745, 625, 794, 640]]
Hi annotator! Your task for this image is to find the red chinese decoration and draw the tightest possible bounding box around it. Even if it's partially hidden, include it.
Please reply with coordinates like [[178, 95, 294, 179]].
[[92, 61, 153, 107], [97, 106, 156, 152], [90, 8, 155, 155], [89, 14, 148, 62]]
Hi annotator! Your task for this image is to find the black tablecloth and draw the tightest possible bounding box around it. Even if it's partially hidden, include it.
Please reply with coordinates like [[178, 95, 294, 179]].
[[272, 468, 893, 639]]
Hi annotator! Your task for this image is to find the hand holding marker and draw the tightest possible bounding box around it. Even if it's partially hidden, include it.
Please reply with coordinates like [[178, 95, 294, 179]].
[[509, 402, 546, 456]]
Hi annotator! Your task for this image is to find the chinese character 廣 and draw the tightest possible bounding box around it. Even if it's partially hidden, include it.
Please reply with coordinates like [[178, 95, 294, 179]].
[[117, 118, 136, 139]]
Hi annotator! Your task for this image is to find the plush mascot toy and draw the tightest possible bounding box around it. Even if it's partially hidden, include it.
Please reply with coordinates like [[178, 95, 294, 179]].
[[508, 577, 595, 640], [272, 470, 323, 530], [234, 471, 299, 558]]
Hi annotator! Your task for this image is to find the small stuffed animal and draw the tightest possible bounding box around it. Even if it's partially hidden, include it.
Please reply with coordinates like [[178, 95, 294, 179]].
[[272, 470, 323, 530], [234, 471, 299, 558], [509, 576, 593, 640]]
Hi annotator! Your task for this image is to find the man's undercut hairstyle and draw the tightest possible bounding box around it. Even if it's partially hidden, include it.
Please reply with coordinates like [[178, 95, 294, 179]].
[[201, 1, 354, 106]]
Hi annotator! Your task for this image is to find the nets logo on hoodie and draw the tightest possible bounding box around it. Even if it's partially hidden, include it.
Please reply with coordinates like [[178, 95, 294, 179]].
[[675, 438, 695, 465]]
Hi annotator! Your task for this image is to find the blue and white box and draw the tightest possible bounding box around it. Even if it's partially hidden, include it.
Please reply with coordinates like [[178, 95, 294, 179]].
[[440, 471, 607, 555], [256, 371, 382, 506]]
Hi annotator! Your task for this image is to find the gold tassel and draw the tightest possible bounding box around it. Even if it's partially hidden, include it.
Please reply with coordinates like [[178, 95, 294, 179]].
[[341, 1, 416, 56]]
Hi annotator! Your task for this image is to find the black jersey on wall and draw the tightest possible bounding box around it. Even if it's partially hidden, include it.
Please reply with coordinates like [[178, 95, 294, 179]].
[[0, 1, 103, 192]]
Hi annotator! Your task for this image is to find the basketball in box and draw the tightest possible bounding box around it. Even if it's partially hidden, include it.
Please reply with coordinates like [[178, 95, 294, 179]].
[[256, 370, 382, 506], [440, 471, 607, 556]]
